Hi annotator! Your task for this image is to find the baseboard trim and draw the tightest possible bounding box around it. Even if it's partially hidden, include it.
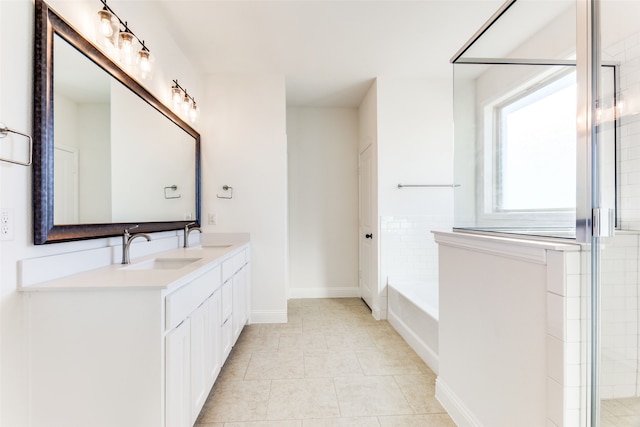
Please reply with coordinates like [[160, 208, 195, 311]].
[[288, 287, 360, 299], [250, 310, 288, 324], [388, 305, 439, 375], [436, 378, 483, 427]]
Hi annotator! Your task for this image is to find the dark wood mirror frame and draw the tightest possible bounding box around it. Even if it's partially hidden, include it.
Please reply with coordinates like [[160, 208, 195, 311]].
[[33, 0, 201, 245]]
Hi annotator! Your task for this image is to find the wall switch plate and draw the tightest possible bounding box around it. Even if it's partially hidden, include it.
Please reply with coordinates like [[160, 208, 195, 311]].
[[0, 208, 14, 241], [208, 213, 217, 225]]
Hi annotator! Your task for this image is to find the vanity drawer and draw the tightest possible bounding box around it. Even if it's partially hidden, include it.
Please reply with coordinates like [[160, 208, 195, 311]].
[[166, 265, 221, 330], [222, 250, 247, 282], [222, 258, 235, 283]]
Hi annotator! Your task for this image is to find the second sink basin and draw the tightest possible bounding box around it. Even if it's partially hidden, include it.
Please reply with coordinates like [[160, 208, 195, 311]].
[[122, 257, 202, 270]]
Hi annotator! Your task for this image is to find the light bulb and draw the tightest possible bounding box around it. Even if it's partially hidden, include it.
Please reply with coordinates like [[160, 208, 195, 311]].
[[137, 48, 152, 80], [189, 103, 199, 123], [98, 10, 114, 38], [181, 94, 192, 115], [96, 8, 118, 49], [119, 30, 134, 66], [171, 86, 182, 111]]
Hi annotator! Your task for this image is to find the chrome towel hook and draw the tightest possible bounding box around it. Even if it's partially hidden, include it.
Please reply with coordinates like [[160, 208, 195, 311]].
[[0, 122, 32, 166], [216, 185, 233, 199]]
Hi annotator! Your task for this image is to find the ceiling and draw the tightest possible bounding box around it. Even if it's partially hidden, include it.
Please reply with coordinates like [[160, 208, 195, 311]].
[[156, 0, 505, 107]]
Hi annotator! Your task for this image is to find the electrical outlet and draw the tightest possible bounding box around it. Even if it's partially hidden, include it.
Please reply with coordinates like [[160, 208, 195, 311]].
[[208, 213, 217, 225], [0, 208, 14, 241]]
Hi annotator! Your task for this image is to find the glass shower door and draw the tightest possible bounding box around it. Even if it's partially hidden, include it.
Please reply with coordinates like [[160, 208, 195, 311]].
[[596, 1, 640, 425]]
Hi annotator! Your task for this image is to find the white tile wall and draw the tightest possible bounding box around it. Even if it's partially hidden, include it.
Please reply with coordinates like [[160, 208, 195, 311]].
[[380, 215, 453, 284], [600, 233, 639, 399]]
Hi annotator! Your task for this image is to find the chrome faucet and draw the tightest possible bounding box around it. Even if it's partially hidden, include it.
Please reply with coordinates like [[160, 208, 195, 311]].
[[184, 222, 201, 248], [122, 225, 151, 264]]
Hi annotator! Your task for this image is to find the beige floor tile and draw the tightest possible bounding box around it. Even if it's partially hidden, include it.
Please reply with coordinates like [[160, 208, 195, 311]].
[[216, 350, 252, 383], [302, 318, 347, 334], [377, 414, 457, 427], [369, 333, 414, 354], [333, 376, 413, 417], [355, 350, 423, 376], [245, 351, 305, 380], [304, 351, 363, 377], [266, 378, 341, 420], [259, 322, 304, 334], [325, 333, 379, 351], [393, 375, 445, 414], [338, 315, 380, 328], [198, 298, 451, 426], [620, 398, 640, 414], [302, 416, 381, 426], [234, 331, 281, 352], [223, 421, 303, 427], [198, 380, 271, 423], [279, 333, 328, 351]]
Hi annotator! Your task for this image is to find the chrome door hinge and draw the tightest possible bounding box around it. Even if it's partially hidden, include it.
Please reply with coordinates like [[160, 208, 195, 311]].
[[592, 208, 614, 238]]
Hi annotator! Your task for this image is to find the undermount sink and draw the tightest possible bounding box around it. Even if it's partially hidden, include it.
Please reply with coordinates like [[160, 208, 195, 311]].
[[122, 257, 202, 270]]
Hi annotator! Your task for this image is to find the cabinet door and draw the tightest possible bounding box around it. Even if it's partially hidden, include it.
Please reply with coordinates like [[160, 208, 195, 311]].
[[190, 300, 209, 423], [207, 290, 222, 387], [166, 318, 191, 427], [232, 267, 248, 344], [221, 315, 233, 362]]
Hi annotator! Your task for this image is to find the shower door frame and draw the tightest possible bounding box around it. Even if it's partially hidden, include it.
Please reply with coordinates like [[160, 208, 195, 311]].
[[451, 0, 604, 425]]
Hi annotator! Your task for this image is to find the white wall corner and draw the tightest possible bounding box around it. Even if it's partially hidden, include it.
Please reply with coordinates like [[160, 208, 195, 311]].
[[435, 379, 484, 427]]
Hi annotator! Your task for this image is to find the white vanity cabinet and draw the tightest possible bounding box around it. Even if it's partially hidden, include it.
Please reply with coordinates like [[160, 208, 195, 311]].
[[24, 243, 250, 427], [232, 251, 250, 344], [165, 265, 222, 426], [222, 248, 250, 353], [166, 317, 192, 427]]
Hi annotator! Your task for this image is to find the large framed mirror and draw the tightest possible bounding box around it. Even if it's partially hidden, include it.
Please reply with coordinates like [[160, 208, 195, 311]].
[[33, 0, 201, 244]]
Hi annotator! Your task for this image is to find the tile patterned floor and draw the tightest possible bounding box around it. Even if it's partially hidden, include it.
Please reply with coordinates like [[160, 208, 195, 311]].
[[196, 298, 455, 427], [601, 397, 640, 427]]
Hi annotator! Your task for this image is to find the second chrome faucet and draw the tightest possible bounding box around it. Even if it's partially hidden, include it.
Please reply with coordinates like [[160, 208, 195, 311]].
[[122, 225, 151, 264], [184, 222, 201, 248]]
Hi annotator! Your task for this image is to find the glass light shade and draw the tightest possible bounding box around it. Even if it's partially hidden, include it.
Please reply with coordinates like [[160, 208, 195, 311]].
[[118, 30, 135, 66], [137, 49, 152, 80], [96, 9, 118, 47], [98, 9, 114, 37], [189, 103, 200, 123], [181, 94, 192, 115], [171, 87, 182, 111]]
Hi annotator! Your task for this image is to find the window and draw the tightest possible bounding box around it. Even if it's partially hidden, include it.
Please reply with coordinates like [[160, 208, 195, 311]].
[[493, 71, 577, 213]]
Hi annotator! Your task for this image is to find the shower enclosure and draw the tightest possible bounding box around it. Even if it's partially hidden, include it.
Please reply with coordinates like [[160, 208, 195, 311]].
[[452, 0, 640, 425]]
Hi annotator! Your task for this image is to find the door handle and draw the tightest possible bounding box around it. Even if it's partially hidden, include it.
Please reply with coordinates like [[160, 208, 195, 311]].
[[365, 233, 373, 239]]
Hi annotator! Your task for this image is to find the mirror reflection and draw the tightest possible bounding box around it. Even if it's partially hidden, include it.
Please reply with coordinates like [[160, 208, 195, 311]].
[[52, 34, 197, 225]]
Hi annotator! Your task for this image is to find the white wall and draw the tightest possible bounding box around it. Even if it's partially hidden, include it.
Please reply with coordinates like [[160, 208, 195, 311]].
[[287, 107, 359, 298], [0, 1, 204, 425], [202, 74, 288, 323], [374, 77, 454, 317], [78, 103, 111, 223], [377, 77, 454, 217]]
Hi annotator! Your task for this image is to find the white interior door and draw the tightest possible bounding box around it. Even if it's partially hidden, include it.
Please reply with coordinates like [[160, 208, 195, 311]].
[[359, 144, 374, 309]]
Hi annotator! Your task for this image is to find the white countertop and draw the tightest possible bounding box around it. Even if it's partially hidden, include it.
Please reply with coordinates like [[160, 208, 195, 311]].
[[20, 242, 249, 292]]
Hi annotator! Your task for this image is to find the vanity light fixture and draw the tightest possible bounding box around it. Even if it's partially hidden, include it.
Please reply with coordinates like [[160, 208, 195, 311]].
[[96, 0, 153, 80], [171, 80, 200, 124]]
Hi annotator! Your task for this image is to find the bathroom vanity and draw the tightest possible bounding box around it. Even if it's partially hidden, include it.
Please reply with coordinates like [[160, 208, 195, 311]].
[[21, 242, 250, 427]]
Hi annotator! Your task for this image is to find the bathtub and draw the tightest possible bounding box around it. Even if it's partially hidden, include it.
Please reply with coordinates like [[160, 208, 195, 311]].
[[387, 279, 439, 374]]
